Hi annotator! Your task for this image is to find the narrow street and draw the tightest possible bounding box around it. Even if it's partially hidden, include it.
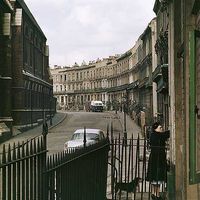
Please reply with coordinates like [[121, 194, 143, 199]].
[[47, 111, 122, 154]]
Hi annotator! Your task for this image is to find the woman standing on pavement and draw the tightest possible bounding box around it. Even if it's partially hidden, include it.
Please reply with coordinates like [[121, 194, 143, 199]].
[[146, 122, 170, 200]]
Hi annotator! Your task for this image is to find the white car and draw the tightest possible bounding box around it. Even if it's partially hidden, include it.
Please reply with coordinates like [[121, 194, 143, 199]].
[[90, 101, 104, 112], [64, 128, 105, 151]]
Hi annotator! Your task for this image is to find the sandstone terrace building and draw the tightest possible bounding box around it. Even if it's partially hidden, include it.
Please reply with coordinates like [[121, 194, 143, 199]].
[[50, 19, 155, 128]]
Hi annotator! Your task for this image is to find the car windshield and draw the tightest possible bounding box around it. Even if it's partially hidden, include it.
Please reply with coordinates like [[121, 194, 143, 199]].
[[94, 103, 102, 106], [71, 133, 99, 140]]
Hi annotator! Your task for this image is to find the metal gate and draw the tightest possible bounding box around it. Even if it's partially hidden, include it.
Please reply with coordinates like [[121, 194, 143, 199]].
[[107, 124, 167, 200], [45, 139, 109, 200]]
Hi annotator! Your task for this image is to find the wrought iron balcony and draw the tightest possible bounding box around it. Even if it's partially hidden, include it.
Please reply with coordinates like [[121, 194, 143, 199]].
[[139, 77, 149, 88], [152, 65, 162, 82], [127, 80, 139, 90]]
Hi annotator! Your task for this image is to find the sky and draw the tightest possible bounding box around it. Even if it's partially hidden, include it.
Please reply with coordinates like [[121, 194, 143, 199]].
[[25, 0, 156, 67]]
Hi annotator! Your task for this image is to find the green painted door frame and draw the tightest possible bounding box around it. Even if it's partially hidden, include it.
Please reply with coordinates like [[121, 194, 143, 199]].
[[189, 30, 200, 184]]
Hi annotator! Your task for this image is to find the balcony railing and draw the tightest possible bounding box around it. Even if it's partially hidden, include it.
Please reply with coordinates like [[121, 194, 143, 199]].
[[127, 80, 139, 90], [138, 77, 149, 88], [152, 65, 162, 82]]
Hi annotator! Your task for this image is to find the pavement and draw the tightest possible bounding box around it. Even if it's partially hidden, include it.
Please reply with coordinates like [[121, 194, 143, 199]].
[[0, 111, 67, 150], [112, 110, 142, 138]]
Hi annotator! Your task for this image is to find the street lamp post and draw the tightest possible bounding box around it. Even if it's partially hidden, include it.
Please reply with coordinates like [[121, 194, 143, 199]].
[[50, 98, 52, 126], [122, 95, 127, 143], [42, 111, 48, 149]]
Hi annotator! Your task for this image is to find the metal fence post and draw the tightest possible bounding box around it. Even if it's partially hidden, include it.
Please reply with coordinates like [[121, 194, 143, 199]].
[[84, 126, 86, 148], [42, 116, 48, 200]]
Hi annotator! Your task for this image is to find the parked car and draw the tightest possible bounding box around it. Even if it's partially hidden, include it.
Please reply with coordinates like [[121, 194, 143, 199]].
[[90, 101, 104, 112], [64, 128, 105, 151]]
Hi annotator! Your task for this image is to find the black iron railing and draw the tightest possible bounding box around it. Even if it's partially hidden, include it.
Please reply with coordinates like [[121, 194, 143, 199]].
[[0, 136, 47, 200], [0, 135, 110, 200], [107, 123, 168, 200]]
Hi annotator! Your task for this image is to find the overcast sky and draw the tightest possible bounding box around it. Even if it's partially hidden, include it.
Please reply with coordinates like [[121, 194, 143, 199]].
[[25, 0, 156, 67]]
